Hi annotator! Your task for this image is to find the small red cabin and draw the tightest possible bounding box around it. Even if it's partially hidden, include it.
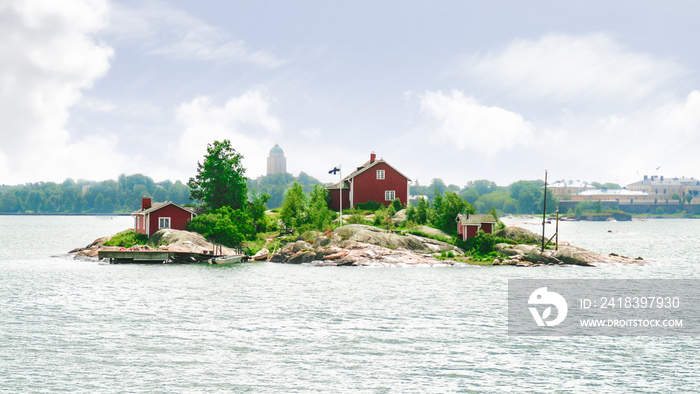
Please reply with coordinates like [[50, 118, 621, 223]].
[[132, 198, 197, 237], [456, 213, 497, 241], [326, 152, 411, 211]]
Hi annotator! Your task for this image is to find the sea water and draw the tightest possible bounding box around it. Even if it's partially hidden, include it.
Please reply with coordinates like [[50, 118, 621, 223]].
[[0, 215, 698, 392]]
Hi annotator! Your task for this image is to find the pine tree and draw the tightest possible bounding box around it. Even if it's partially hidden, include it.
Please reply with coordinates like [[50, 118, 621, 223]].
[[188, 140, 248, 211]]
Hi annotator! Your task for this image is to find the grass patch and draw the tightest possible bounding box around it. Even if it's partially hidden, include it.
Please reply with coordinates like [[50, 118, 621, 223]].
[[403, 229, 456, 245], [104, 229, 149, 248]]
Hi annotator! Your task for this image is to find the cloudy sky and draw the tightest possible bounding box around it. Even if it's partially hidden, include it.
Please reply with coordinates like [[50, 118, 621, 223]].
[[2, 0, 700, 188]]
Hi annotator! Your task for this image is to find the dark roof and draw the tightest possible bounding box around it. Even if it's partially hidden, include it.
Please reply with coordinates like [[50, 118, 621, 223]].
[[132, 201, 197, 216], [456, 213, 497, 225]]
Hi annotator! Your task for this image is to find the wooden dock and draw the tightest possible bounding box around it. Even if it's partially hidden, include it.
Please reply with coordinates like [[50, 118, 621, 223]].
[[98, 250, 215, 264]]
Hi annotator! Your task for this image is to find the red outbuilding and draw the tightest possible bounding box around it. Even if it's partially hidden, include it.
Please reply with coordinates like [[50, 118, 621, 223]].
[[456, 213, 497, 241], [132, 198, 197, 237], [326, 152, 411, 211]]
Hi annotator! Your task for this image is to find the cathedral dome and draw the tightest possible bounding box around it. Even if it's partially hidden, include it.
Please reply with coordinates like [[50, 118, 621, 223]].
[[269, 144, 284, 157]]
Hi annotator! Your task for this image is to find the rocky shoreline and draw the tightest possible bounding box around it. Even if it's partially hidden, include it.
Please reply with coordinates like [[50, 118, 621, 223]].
[[268, 224, 644, 267], [69, 229, 240, 260]]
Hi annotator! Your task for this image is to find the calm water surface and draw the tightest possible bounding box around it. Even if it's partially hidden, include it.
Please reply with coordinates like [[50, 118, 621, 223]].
[[1, 215, 698, 392]]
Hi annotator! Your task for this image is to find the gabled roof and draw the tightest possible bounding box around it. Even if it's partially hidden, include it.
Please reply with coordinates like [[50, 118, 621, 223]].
[[343, 158, 411, 182], [132, 201, 197, 216], [325, 180, 350, 190], [456, 213, 497, 225]]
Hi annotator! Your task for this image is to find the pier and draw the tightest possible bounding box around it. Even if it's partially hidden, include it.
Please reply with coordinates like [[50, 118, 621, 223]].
[[98, 250, 216, 264]]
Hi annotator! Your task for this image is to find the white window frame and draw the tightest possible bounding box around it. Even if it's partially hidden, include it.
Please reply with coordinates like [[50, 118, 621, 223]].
[[385, 190, 395, 201], [377, 169, 385, 180], [158, 217, 171, 229]]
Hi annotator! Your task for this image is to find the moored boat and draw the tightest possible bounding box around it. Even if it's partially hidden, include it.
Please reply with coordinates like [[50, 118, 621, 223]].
[[208, 254, 245, 265]]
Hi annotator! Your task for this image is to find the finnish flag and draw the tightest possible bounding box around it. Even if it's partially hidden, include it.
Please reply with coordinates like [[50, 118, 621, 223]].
[[329, 167, 340, 175]]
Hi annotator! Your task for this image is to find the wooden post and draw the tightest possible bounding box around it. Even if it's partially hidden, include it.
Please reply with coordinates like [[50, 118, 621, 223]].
[[542, 170, 548, 252], [555, 209, 559, 251]]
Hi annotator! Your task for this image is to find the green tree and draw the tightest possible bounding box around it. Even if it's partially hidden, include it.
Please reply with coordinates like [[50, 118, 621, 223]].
[[429, 178, 447, 198], [390, 198, 403, 212], [459, 188, 480, 205], [307, 185, 334, 230], [248, 192, 272, 232], [0, 190, 22, 212], [280, 182, 308, 230], [432, 190, 474, 234], [538, 187, 559, 214], [475, 191, 517, 214], [415, 197, 430, 225], [516, 183, 540, 214], [468, 179, 499, 196], [188, 140, 248, 211]]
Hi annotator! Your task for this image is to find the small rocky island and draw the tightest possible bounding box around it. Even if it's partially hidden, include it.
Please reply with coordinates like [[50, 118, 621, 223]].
[[71, 223, 643, 267], [269, 224, 643, 267]]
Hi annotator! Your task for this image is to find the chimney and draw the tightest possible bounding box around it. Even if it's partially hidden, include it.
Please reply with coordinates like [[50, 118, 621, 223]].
[[142, 198, 152, 210], [660, 175, 664, 181], [644, 175, 648, 180], [370, 152, 376, 163]]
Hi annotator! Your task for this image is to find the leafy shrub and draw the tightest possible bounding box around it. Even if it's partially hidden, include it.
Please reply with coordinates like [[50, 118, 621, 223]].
[[187, 206, 254, 248], [463, 231, 509, 255], [355, 201, 382, 211], [346, 212, 368, 224]]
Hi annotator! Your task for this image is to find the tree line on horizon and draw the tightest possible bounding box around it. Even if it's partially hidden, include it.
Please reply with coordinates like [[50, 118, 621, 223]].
[[0, 174, 570, 215], [0, 174, 190, 214], [1, 158, 621, 216]]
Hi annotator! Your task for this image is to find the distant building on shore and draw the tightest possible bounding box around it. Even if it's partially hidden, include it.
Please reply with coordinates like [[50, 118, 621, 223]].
[[627, 175, 700, 202], [549, 180, 594, 197], [557, 175, 700, 214], [267, 144, 287, 175]]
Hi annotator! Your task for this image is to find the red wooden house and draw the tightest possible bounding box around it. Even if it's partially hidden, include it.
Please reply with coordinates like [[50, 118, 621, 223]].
[[456, 213, 497, 241], [132, 198, 197, 237], [326, 152, 411, 211]]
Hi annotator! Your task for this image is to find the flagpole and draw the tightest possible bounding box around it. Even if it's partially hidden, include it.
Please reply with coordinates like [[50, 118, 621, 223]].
[[339, 165, 343, 227]]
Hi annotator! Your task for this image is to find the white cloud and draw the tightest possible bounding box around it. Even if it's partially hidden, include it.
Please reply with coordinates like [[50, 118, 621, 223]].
[[0, 0, 123, 184], [108, 1, 284, 67], [419, 90, 533, 154], [535, 89, 700, 185], [173, 88, 282, 178], [462, 33, 686, 106], [301, 128, 322, 139]]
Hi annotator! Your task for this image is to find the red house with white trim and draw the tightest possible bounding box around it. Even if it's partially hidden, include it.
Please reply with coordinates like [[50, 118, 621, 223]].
[[132, 198, 197, 237], [326, 152, 411, 211], [456, 213, 497, 241]]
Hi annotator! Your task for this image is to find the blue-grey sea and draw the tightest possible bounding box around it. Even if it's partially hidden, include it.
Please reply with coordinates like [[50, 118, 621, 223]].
[[1, 215, 698, 392]]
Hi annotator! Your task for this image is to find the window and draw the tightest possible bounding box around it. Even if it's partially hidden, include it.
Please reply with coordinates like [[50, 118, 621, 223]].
[[385, 190, 395, 201], [376, 170, 385, 180], [158, 217, 171, 229]]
